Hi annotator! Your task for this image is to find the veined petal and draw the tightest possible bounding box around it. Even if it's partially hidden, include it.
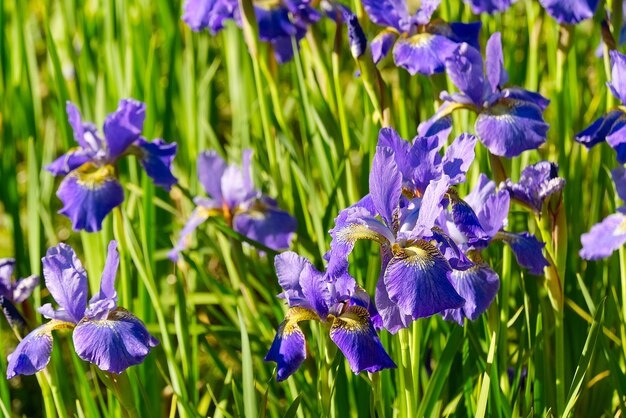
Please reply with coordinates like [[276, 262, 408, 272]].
[[57, 164, 124, 232], [39, 243, 88, 324], [329, 305, 396, 374], [182, 0, 238, 33], [168, 207, 212, 262], [497, 231, 548, 275], [442, 133, 477, 185], [412, 176, 450, 237], [375, 272, 412, 333], [86, 241, 119, 320], [197, 150, 227, 202], [501, 88, 550, 111], [475, 99, 549, 158], [103, 99, 146, 161], [265, 306, 320, 382], [407, 135, 443, 192], [135, 138, 178, 191], [476, 190, 510, 238], [384, 240, 464, 319], [6, 321, 74, 379], [361, 0, 408, 32], [430, 227, 474, 270], [372, 29, 398, 64], [445, 43, 484, 106], [450, 194, 491, 245], [539, 0, 598, 24], [46, 149, 92, 176], [442, 263, 500, 325], [393, 34, 458, 76], [233, 206, 296, 251], [370, 146, 402, 227], [73, 308, 158, 374], [485, 32, 508, 92], [580, 213, 626, 260], [464, 173, 496, 210], [417, 111, 453, 141], [575, 110, 624, 149]]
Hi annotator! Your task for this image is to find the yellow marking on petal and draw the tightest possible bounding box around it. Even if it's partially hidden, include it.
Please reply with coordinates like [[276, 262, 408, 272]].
[[72, 163, 117, 189], [282, 307, 319, 336], [615, 216, 626, 235], [408, 33, 435, 47], [336, 223, 389, 246], [392, 239, 446, 269], [253, 0, 282, 9], [36, 320, 76, 336], [331, 306, 369, 333]]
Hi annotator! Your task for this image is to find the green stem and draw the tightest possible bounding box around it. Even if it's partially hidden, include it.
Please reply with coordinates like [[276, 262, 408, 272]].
[[398, 329, 415, 417]]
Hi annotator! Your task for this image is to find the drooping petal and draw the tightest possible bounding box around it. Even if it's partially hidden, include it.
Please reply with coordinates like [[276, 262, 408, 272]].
[[580, 213, 626, 260], [502, 161, 565, 213], [168, 206, 214, 262], [370, 146, 402, 227], [501, 88, 550, 111], [73, 308, 158, 374], [498, 231, 549, 275], [182, 0, 238, 33], [608, 50, 626, 104], [442, 263, 500, 325], [265, 306, 320, 381], [384, 240, 464, 319], [39, 243, 88, 324], [233, 205, 296, 251], [86, 241, 119, 320], [485, 32, 508, 92], [56, 164, 124, 232], [12, 275, 40, 304], [575, 110, 625, 149], [442, 133, 477, 185], [475, 99, 549, 158], [375, 270, 413, 333], [46, 149, 92, 176], [66, 102, 104, 154], [393, 34, 458, 76], [360, 0, 409, 32], [197, 150, 228, 202], [371, 29, 398, 64], [103, 99, 146, 161], [329, 305, 396, 374], [417, 111, 453, 141], [539, 0, 598, 24], [135, 138, 178, 191], [444, 43, 484, 107]]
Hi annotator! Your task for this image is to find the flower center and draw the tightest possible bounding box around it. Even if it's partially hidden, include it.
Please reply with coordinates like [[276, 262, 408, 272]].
[[73, 163, 116, 189]]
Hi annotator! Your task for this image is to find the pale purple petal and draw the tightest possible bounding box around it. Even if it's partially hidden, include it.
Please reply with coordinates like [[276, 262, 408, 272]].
[[393, 34, 458, 76], [485, 32, 508, 92], [580, 213, 626, 260], [168, 207, 212, 262], [539, 0, 598, 24], [445, 43, 484, 106], [6, 324, 54, 378], [197, 150, 227, 202], [370, 146, 402, 227], [86, 241, 119, 320]]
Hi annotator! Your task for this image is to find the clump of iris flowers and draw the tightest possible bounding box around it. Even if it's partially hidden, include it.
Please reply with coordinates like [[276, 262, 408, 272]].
[[419, 32, 550, 158], [182, 0, 320, 63], [0, 260, 38, 329], [47, 100, 178, 232], [169, 150, 297, 261], [580, 166, 626, 260], [576, 51, 626, 163], [264, 252, 396, 381], [360, 0, 482, 75], [6, 241, 158, 378]]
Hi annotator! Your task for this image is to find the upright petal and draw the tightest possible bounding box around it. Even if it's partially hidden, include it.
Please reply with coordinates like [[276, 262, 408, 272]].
[[1, 296, 27, 330], [66, 102, 104, 153], [612, 166, 626, 202], [0, 259, 15, 299], [265, 307, 320, 381], [329, 305, 396, 374], [464, 173, 497, 211], [221, 165, 249, 209], [497, 231, 549, 275], [608, 50, 626, 104], [103, 99, 146, 161], [274, 252, 329, 316], [485, 32, 508, 92], [407, 135, 443, 192], [539, 0, 598, 24], [412, 176, 450, 236], [444, 43, 484, 107], [86, 241, 119, 320], [580, 213, 626, 260], [384, 240, 464, 319], [197, 150, 228, 202], [233, 205, 296, 251], [575, 110, 624, 149], [442, 133, 477, 185], [393, 34, 458, 76], [360, 0, 409, 32], [370, 146, 402, 227], [476, 190, 510, 238], [56, 164, 124, 232], [450, 195, 491, 245], [442, 263, 500, 325], [135, 138, 178, 191], [73, 308, 158, 374]]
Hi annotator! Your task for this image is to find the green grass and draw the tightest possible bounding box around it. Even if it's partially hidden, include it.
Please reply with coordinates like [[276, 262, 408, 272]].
[[1, 0, 625, 416]]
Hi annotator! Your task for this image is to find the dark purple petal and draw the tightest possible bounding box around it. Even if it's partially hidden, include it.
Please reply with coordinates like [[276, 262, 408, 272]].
[[442, 263, 500, 325], [168, 206, 213, 262], [393, 34, 458, 76], [608, 50, 626, 104], [501, 88, 550, 111], [0, 259, 15, 299], [66, 102, 104, 153], [475, 99, 549, 158], [345, 12, 367, 58], [607, 123, 626, 164], [580, 213, 626, 260], [86, 241, 119, 320], [39, 243, 88, 324], [485, 32, 508, 92], [56, 164, 124, 232], [417, 112, 453, 141], [502, 161, 565, 213], [265, 307, 319, 381], [375, 269, 412, 333], [233, 206, 296, 251], [12, 275, 39, 304], [451, 196, 491, 245], [430, 227, 474, 270], [445, 22, 482, 50], [445, 43, 484, 106], [197, 150, 227, 202], [371, 29, 398, 64], [463, 0, 515, 14], [384, 240, 464, 319], [575, 110, 624, 149], [1, 296, 27, 330], [6, 324, 55, 378], [442, 133, 477, 185], [370, 146, 402, 227], [498, 231, 549, 275], [182, 0, 238, 33], [612, 166, 626, 202], [46, 150, 92, 176], [361, 0, 408, 32], [103, 99, 146, 161], [329, 305, 396, 373], [136, 138, 178, 191], [73, 308, 158, 374], [539, 0, 598, 24]]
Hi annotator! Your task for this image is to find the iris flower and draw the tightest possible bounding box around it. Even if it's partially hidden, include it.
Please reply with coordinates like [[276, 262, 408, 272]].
[[502, 161, 566, 214], [47, 100, 178, 232], [539, 0, 598, 24], [0, 260, 39, 329], [182, 0, 321, 63], [576, 51, 626, 164], [361, 0, 482, 75], [6, 241, 158, 378], [169, 150, 296, 261], [580, 166, 626, 259], [419, 32, 550, 158], [264, 252, 395, 381]]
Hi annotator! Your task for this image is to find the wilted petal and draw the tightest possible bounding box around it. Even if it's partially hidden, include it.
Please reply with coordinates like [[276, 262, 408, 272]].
[[361, 0, 408, 32], [442, 263, 500, 325], [442, 133, 477, 185], [46, 149, 92, 176], [575, 110, 624, 149], [103, 99, 146, 161], [265, 307, 319, 381], [370, 146, 402, 227], [86, 241, 119, 320], [393, 34, 458, 76], [57, 164, 124, 232], [197, 150, 228, 202], [608, 50, 626, 104], [73, 308, 158, 374], [475, 99, 549, 158], [539, 0, 598, 24], [39, 243, 88, 324], [330, 305, 396, 374], [233, 206, 296, 251], [136, 138, 178, 191], [384, 240, 464, 319], [372, 29, 398, 63], [580, 213, 626, 260], [485, 32, 508, 92], [498, 231, 549, 275], [445, 43, 484, 106], [182, 0, 238, 33]]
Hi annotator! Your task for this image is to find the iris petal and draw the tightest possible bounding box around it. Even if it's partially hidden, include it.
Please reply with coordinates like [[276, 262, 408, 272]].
[[197, 150, 228, 202], [136, 138, 178, 191], [539, 0, 598, 24], [46, 149, 92, 176], [103, 99, 146, 161], [575, 110, 624, 148], [393, 34, 458, 76], [168, 207, 213, 262], [360, 0, 408, 32], [442, 133, 477, 185], [497, 231, 549, 275], [608, 51, 626, 104], [444, 42, 484, 106], [485, 32, 508, 92], [580, 213, 626, 260], [370, 146, 402, 227], [371, 29, 398, 63], [86, 241, 119, 320], [233, 206, 296, 251], [442, 263, 500, 325], [182, 0, 238, 33]]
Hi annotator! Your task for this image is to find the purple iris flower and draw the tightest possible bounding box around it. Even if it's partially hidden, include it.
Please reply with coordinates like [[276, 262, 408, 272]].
[[47, 100, 178, 232], [502, 161, 565, 213], [539, 0, 598, 25], [419, 32, 550, 158], [6, 242, 158, 378], [463, 0, 516, 15], [576, 51, 626, 164], [169, 150, 296, 261], [182, 0, 321, 63], [580, 166, 626, 259], [361, 0, 482, 75], [0, 259, 39, 329], [264, 252, 395, 381]]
